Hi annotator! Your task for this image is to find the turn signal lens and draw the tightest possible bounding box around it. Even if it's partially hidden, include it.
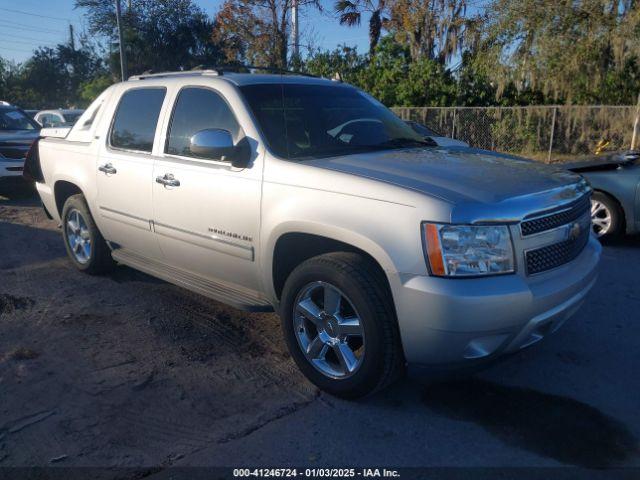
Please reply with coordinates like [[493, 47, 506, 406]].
[[424, 223, 446, 276]]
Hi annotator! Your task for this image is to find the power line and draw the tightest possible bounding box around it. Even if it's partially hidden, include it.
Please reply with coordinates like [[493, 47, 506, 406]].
[[0, 32, 65, 43], [0, 38, 59, 47], [0, 23, 67, 36], [0, 7, 70, 22], [0, 46, 39, 53], [0, 18, 67, 34]]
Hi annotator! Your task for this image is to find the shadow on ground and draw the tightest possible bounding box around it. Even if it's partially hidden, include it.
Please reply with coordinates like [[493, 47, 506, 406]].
[[422, 378, 638, 468]]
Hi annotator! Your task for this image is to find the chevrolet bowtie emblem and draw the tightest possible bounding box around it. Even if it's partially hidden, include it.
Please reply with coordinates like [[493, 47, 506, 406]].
[[568, 222, 581, 241]]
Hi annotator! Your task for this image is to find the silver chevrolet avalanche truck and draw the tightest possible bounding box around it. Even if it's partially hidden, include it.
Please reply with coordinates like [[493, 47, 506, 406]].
[[25, 70, 601, 398]]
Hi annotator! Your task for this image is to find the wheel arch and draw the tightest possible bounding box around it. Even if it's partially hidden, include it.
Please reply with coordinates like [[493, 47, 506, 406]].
[[53, 180, 85, 217], [266, 224, 397, 303]]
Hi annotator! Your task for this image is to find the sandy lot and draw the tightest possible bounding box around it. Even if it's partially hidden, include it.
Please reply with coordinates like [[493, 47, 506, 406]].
[[0, 195, 317, 469], [1, 192, 639, 476]]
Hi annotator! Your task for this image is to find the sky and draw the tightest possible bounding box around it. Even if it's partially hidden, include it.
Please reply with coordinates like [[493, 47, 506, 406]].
[[0, 0, 371, 64]]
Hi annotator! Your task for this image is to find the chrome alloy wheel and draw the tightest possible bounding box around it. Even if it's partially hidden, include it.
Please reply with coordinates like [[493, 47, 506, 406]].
[[66, 208, 92, 264], [293, 281, 365, 379], [591, 199, 612, 237]]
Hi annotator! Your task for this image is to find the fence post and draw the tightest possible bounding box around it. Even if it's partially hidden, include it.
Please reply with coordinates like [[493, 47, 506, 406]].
[[547, 106, 557, 163], [451, 108, 457, 139], [631, 92, 640, 151]]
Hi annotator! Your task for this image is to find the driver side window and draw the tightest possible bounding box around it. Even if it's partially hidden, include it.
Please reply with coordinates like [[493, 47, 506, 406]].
[[166, 87, 241, 159]]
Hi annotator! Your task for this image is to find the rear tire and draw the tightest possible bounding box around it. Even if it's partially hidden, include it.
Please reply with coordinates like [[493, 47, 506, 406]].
[[61, 194, 114, 274], [280, 252, 404, 399], [591, 191, 623, 238]]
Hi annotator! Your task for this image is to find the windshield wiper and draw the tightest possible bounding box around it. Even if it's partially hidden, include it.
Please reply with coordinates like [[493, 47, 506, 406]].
[[374, 137, 437, 149]]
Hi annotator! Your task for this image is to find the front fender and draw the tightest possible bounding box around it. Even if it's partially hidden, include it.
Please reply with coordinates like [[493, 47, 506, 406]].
[[261, 220, 403, 307]]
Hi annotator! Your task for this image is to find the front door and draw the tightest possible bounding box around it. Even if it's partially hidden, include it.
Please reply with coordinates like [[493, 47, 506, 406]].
[[152, 86, 262, 290], [96, 87, 166, 259]]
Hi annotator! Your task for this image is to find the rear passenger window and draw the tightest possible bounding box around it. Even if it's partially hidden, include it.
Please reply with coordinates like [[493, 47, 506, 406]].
[[166, 87, 240, 158], [110, 88, 166, 153]]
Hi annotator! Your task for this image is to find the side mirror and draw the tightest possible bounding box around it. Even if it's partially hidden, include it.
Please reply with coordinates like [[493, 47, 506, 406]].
[[190, 129, 235, 160]]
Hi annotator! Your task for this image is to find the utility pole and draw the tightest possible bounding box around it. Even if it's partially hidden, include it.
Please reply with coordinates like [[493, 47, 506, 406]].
[[291, 0, 299, 61], [115, 0, 128, 81], [68, 24, 75, 50]]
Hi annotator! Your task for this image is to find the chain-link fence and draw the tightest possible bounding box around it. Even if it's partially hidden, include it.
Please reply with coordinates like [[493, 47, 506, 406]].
[[392, 105, 638, 163]]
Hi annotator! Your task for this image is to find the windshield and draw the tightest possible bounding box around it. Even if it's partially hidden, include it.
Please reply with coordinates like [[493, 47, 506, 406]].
[[240, 83, 433, 160], [0, 107, 39, 131]]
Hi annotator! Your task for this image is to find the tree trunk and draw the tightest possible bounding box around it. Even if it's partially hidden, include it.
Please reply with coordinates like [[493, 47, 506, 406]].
[[369, 10, 382, 54]]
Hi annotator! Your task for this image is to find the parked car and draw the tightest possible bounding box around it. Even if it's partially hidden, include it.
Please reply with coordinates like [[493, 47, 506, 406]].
[[405, 120, 469, 147], [565, 151, 640, 237], [23, 109, 39, 119], [25, 70, 600, 398], [34, 109, 85, 128], [0, 101, 40, 194]]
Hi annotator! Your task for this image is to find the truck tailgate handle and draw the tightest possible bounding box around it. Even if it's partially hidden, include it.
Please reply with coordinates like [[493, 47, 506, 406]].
[[156, 174, 180, 187], [98, 163, 117, 175]]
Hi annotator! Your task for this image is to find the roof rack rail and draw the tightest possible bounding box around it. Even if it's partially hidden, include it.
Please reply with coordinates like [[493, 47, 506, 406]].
[[128, 64, 323, 81], [128, 69, 221, 81], [190, 64, 319, 78]]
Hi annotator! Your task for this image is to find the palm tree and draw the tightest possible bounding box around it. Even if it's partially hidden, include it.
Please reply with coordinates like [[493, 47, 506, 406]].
[[334, 0, 387, 54]]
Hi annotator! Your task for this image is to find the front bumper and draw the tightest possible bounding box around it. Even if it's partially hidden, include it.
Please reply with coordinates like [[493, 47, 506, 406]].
[[392, 235, 601, 366], [0, 160, 28, 190]]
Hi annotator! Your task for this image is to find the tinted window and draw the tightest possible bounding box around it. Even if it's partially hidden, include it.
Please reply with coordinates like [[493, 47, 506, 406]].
[[166, 87, 240, 158], [110, 88, 166, 152], [240, 84, 430, 160], [0, 107, 39, 131]]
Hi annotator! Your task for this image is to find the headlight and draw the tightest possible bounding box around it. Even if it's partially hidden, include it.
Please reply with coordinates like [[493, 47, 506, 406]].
[[422, 223, 515, 277]]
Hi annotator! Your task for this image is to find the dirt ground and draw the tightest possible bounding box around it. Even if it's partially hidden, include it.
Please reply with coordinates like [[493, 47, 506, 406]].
[[0, 194, 317, 468], [1, 191, 639, 477]]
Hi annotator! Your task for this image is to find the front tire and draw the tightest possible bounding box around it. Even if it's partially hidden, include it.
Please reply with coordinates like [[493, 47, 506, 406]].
[[61, 194, 114, 274], [280, 252, 404, 399], [591, 192, 623, 238]]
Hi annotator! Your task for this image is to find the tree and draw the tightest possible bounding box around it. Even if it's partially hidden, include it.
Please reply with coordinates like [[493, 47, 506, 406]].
[[212, 0, 272, 66], [303, 36, 456, 106], [79, 74, 115, 103], [211, 0, 320, 69], [354, 36, 455, 105], [0, 39, 106, 108], [384, 0, 469, 62], [334, 0, 388, 54], [304, 44, 366, 80], [75, 0, 224, 76], [471, 0, 640, 104]]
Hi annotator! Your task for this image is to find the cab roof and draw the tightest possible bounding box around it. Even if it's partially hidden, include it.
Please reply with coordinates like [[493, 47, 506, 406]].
[[127, 70, 341, 87]]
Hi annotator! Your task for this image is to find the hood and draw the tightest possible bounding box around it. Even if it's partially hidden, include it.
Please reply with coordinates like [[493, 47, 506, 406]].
[[564, 151, 639, 172], [0, 129, 40, 145], [306, 146, 584, 206]]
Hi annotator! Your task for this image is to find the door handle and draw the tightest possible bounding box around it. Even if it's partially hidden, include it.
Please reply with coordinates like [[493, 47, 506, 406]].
[[98, 163, 117, 175], [156, 173, 180, 187]]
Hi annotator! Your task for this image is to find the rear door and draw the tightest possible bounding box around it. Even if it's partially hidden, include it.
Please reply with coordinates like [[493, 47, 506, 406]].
[[152, 86, 262, 290], [95, 87, 166, 259]]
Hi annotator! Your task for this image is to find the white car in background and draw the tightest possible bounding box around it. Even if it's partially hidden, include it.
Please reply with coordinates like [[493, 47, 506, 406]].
[[35, 109, 85, 128]]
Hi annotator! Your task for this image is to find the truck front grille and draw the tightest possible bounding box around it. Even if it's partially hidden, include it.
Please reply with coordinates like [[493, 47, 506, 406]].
[[525, 211, 591, 275], [0, 146, 29, 160], [521, 195, 591, 236]]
